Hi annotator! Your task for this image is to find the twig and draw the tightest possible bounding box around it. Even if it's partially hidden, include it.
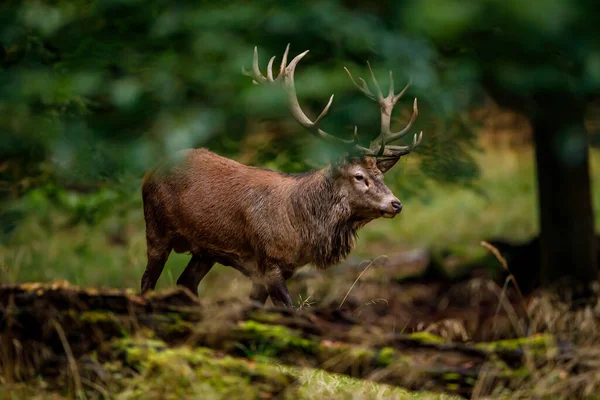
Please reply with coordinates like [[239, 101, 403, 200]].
[[482, 241, 541, 387], [480, 240, 529, 323], [81, 377, 110, 399], [480, 241, 508, 271], [339, 255, 387, 309], [51, 319, 85, 400]]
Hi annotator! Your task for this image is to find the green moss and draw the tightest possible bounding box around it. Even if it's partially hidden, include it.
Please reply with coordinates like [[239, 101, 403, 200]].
[[232, 321, 398, 376], [157, 312, 195, 336], [249, 309, 283, 324], [116, 337, 167, 365], [446, 383, 459, 391], [472, 336, 551, 383], [443, 372, 461, 382], [503, 365, 532, 379], [73, 309, 134, 338], [283, 365, 462, 400], [476, 334, 554, 353], [408, 332, 445, 344], [235, 320, 318, 355], [233, 321, 424, 378], [111, 337, 294, 399], [377, 347, 396, 366], [79, 310, 115, 323]]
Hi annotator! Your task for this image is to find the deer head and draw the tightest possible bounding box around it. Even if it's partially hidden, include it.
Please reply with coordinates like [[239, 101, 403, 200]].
[[243, 44, 423, 219]]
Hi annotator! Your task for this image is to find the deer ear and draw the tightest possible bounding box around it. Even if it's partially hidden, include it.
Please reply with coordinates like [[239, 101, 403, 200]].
[[329, 156, 345, 177], [376, 157, 400, 173], [331, 153, 353, 174]]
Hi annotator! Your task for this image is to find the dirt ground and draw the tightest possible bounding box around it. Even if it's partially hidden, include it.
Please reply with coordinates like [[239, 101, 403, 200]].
[[3, 244, 600, 399]]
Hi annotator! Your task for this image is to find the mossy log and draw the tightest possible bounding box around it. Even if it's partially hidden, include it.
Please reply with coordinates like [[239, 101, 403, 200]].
[[0, 282, 569, 398]]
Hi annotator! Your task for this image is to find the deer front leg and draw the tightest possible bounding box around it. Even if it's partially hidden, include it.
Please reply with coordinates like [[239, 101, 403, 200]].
[[260, 265, 293, 308], [267, 281, 293, 308]]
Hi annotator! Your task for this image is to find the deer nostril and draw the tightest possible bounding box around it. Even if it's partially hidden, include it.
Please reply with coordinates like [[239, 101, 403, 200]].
[[391, 201, 402, 213]]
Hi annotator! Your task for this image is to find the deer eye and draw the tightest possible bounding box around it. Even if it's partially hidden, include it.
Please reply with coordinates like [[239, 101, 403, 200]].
[[354, 173, 364, 181]]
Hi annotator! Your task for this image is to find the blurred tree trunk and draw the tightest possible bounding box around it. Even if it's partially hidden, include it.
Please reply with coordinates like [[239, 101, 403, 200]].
[[532, 99, 598, 290]]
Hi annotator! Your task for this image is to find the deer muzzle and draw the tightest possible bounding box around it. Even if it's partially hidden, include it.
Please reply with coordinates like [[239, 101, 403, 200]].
[[380, 199, 402, 218]]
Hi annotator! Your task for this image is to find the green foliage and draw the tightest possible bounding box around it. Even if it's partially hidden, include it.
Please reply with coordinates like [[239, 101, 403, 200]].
[[406, 0, 600, 94], [1, 0, 598, 216]]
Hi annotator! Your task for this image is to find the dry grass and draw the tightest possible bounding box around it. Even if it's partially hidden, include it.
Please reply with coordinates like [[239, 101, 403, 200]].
[[283, 367, 460, 400]]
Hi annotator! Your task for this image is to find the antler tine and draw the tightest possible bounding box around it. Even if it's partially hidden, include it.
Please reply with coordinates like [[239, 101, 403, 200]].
[[368, 70, 421, 156], [282, 50, 356, 145], [367, 61, 383, 101], [393, 78, 412, 103], [343, 61, 422, 156], [344, 67, 376, 101], [242, 45, 421, 156], [277, 44, 290, 81], [382, 131, 423, 157], [383, 98, 419, 143], [267, 56, 276, 82], [242, 47, 268, 84], [245, 44, 365, 150], [313, 94, 335, 125]]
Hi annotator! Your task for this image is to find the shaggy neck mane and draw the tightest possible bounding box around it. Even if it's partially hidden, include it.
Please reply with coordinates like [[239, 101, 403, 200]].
[[289, 169, 368, 269]]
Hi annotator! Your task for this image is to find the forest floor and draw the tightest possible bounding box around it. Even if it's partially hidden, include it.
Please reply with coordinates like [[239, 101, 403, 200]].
[[3, 252, 600, 399]]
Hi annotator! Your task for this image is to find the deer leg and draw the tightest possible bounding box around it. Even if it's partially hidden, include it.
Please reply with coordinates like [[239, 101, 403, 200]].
[[141, 241, 171, 294], [249, 283, 269, 305], [260, 264, 293, 308], [267, 281, 293, 308], [176, 254, 214, 296]]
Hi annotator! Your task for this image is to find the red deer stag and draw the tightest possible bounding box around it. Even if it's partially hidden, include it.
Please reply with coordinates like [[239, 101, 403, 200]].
[[141, 45, 423, 307]]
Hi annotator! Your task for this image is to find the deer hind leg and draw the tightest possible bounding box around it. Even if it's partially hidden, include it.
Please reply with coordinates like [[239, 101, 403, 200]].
[[141, 237, 171, 294], [249, 282, 269, 305], [176, 253, 214, 296]]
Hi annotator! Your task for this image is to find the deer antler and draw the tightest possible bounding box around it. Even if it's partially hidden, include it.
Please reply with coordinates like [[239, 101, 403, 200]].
[[243, 45, 371, 153], [244, 45, 422, 158], [344, 63, 423, 157]]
